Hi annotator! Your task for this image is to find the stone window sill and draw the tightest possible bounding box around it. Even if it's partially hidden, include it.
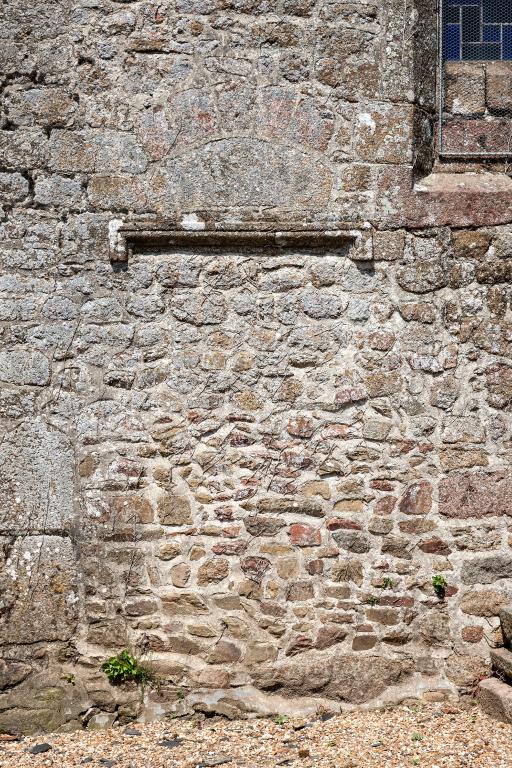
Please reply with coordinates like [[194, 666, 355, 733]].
[[407, 172, 512, 227], [415, 172, 512, 195]]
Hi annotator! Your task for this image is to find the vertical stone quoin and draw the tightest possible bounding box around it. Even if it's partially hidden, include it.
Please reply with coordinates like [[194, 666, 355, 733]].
[[1, 0, 512, 734]]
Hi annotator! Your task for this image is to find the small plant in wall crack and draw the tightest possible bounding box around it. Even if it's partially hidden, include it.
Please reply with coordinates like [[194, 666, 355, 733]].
[[432, 574, 448, 599], [378, 577, 394, 590], [101, 650, 151, 687]]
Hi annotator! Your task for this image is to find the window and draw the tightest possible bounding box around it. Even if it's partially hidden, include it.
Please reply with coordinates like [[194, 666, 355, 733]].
[[443, 0, 512, 61], [439, 0, 512, 156]]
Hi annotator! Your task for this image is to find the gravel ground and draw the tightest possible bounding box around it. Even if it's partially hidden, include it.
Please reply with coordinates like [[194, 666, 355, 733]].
[[1, 703, 511, 768]]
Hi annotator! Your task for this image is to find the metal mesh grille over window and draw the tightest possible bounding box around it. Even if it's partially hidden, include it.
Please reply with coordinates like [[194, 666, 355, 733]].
[[440, 0, 512, 156]]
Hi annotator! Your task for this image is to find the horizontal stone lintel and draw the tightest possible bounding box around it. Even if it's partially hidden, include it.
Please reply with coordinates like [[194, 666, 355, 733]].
[[110, 217, 369, 263]]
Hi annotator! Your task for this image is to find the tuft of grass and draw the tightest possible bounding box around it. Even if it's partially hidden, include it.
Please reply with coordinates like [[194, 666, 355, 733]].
[[274, 714, 289, 726], [378, 577, 394, 590], [411, 732, 423, 742], [101, 650, 151, 686]]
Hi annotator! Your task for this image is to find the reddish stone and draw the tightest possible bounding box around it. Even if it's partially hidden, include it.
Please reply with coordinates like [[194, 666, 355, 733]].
[[461, 626, 484, 643], [335, 385, 367, 405], [289, 523, 321, 547], [352, 635, 378, 651], [379, 596, 414, 608], [370, 480, 396, 491], [391, 440, 416, 455], [287, 416, 315, 438], [306, 558, 324, 575], [322, 423, 350, 439], [222, 525, 241, 538], [443, 116, 511, 155], [326, 518, 362, 531], [399, 303, 436, 323], [111, 495, 154, 524], [419, 538, 452, 556], [451, 229, 491, 260], [398, 481, 432, 516], [240, 556, 270, 581], [230, 431, 255, 446], [373, 496, 397, 515], [215, 506, 234, 522], [315, 624, 347, 650], [285, 635, 313, 656], [287, 580, 314, 601], [366, 607, 400, 626], [486, 363, 512, 409], [212, 541, 248, 555], [439, 471, 512, 518], [368, 331, 396, 351]]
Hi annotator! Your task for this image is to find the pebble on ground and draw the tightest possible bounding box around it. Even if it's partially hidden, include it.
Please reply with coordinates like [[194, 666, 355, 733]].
[[1, 703, 511, 768]]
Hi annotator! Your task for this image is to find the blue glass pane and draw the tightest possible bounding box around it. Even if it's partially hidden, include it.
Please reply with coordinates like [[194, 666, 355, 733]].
[[445, 6, 460, 21], [483, 24, 501, 41], [462, 6, 481, 41], [462, 41, 502, 57], [503, 24, 512, 57], [483, 0, 512, 23], [444, 23, 461, 59], [443, 0, 512, 59]]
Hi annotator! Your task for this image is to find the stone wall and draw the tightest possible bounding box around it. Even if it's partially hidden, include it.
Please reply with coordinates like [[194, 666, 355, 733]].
[[1, 0, 512, 734]]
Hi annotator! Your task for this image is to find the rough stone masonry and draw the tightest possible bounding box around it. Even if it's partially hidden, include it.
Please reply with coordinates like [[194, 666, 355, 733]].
[[2, 0, 512, 735]]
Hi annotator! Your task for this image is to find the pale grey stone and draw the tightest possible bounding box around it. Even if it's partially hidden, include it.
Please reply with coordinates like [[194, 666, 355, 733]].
[[0, 350, 50, 386]]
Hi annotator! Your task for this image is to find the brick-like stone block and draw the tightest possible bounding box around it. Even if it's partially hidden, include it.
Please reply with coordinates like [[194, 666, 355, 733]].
[[353, 104, 414, 164], [461, 555, 512, 585], [500, 606, 512, 648], [478, 678, 512, 724], [491, 647, 512, 681], [439, 471, 512, 518], [486, 62, 512, 113], [444, 62, 486, 115], [0, 536, 79, 644]]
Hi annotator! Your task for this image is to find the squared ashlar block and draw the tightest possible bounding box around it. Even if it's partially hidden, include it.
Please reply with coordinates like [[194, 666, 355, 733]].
[[444, 61, 486, 115], [486, 61, 512, 112]]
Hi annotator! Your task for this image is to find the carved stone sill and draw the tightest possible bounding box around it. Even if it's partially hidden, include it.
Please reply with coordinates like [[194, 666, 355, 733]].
[[109, 213, 372, 263], [415, 172, 512, 195]]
